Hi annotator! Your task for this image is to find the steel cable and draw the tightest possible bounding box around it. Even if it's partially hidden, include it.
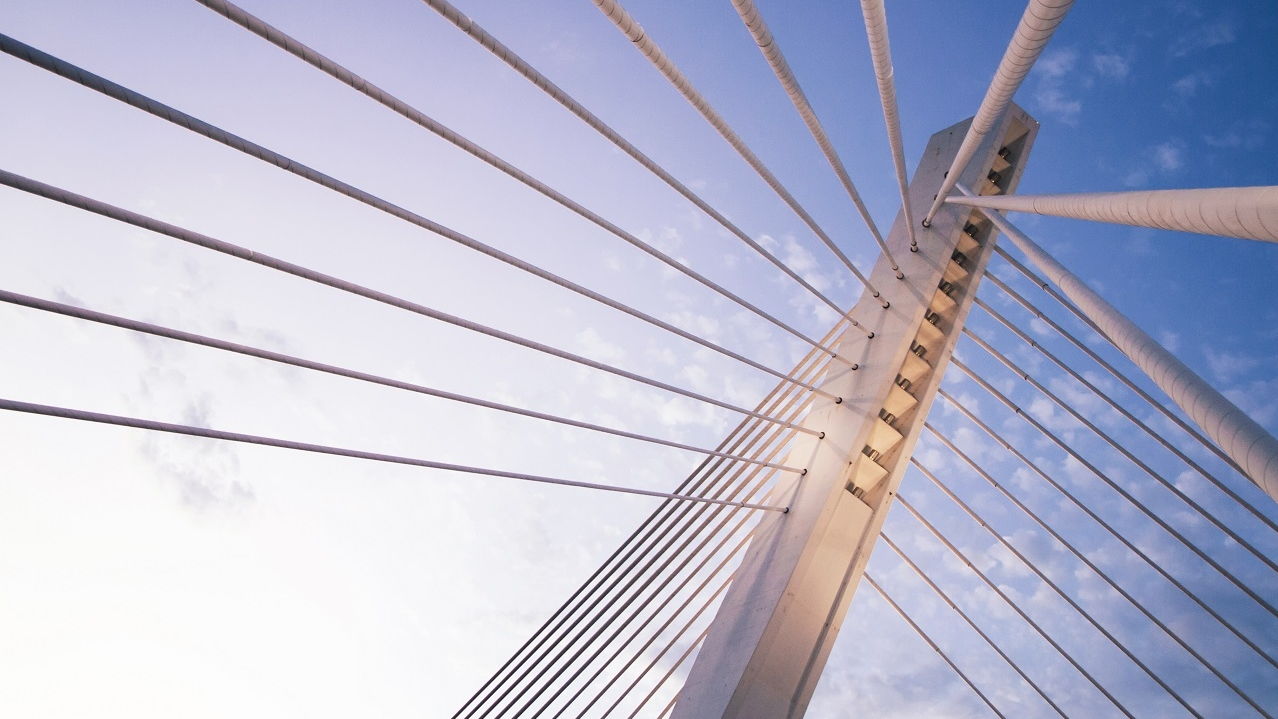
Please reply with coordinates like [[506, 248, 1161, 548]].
[[953, 358, 1278, 620], [975, 292, 1278, 535], [192, 0, 856, 366], [0, 288, 804, 474], [905, 467, 1206, 718], [728, 0, 902, 277], [886, 507, 1135, 718], [923, 425, 1277, 716], [938, 388, 1278, 671], [964, 328, 1278, 574], [455, 320, 840, 717], [418, 0, 877, 334], [0, 398, 783, 510], [864, 574, 1008, 719], [0, 35, 839, 399], [877, 531, 1067, 718], [0, 170, 819, 435]]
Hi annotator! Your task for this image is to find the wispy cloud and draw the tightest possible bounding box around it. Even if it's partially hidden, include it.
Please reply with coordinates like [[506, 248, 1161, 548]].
[[1122, 140, 1186, 188], [1031, 48, 1083, 125], [1091, 53, 1131, 80], [1204, 118, 1270, 150], [1169, 18, 1236, 57]]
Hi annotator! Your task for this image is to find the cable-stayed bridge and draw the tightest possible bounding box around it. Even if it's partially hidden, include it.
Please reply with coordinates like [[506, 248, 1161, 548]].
[[1, 1, 1276, 717]]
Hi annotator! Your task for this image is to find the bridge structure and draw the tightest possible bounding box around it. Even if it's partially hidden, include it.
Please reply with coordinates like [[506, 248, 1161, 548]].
[[1, 0, 1276, 717]]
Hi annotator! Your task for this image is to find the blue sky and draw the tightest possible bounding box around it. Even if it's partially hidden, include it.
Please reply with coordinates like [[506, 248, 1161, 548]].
[[0, 0, 1275, 717]]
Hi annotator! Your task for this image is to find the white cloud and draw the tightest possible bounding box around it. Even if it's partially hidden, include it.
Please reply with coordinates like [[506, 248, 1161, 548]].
[[1170, 70, 1213, 100], [1091, 53, 1130, 80], [1204, 346, 1260, 382], [1170, 19, 1236, 57], [1203, 118, 1270, 150], [1031, 49, 1083, 125], [1152, 142, 1183, 171]]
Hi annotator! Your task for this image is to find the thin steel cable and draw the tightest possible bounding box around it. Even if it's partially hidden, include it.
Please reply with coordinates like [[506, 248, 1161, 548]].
[[417, 0, 878, 334], [858, 0, 918, 251], [0, 34, 841, 398], [975, 294, 1278, 536], [989, 253, 1252, 480], [477, 398, 805, 717], [455, 327, 836, 717], [923, 0, 1075, 224], [479, 444, 788, 718], [592, 0, 887, 301], [728, 0, 902, 277], [965, 327, 1278, 574], [0, 169, 819, 435], [864, 574, 1008, 719], [511, 463, 779, 717], [904, 467, 1206, 719], [453, 336, 830, 717], [973, 195, 1278, 502], [876, 532, 1067, 718], [555, 524, 755, 717], [488, 428, 794, 718], [597, 565, 740, 719], [627, 624, 711, 719], [886, 509, 1135, 718], [937, 388, 1278, 671], [923, 424, 1278, 717], [193, 0, 855, 367], [0, 398, 785, 511], [532, 455, 775, 716], [0, 289, 803, 475], [953, 357, 1278, 620]]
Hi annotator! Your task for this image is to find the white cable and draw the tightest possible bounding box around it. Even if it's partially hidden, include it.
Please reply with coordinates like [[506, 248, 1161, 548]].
[[858, 0, 919, 251], [946, 185, 1278, 243], [923, 0, 1074, 224]]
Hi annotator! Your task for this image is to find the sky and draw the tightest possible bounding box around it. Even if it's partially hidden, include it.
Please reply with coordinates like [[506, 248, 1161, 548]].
[[0, 0, 1276, 717]]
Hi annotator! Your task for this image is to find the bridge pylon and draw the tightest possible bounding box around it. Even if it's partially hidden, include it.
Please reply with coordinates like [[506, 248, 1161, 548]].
[[673, 105, 1040, 719]]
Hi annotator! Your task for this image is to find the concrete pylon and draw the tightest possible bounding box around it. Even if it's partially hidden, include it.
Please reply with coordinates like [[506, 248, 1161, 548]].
[[673, 105, 1039, 718]]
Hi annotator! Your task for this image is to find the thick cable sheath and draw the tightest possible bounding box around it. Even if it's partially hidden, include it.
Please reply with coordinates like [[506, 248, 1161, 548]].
[[975, 292, 1278, 535], [886, 511, 1134, 718], [938, 388, 1278, 672], [0, 170, 817, 434], [969, 193, 1278, 503], [728, 0, 902, 275], [858, 0, 918, 250], [985, 262, 1250, 481], [0, 34, 839, 397], [876, 533, 1067, 717], [192, 0, 852, 365], [592, 0, 887, 300], [863, 574, 1008, 719], [953, 358, 1278, 620], [417, 0, 875, 333], [0, 289, 802, 474], [946, 185, 1278, 243], [924, 425, 1278, 717], [965, 328, 1278, 572], [0, 398, 785, 511], [923, 0, 1074, 224]]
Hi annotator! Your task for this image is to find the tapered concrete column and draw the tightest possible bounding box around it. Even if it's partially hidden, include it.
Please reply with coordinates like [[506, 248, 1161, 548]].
[[968, 198, 1278, 503], [673, 106, 1039, 719]]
